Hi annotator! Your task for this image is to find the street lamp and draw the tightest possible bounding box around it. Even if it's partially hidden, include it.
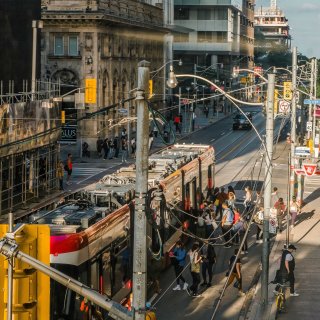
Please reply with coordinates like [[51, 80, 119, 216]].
[[31, 20, 43, 100], [167, 65, 178, 89]]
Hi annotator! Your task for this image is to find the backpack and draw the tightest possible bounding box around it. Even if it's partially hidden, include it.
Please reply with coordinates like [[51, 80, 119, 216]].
[[233, 210, 240, 225]]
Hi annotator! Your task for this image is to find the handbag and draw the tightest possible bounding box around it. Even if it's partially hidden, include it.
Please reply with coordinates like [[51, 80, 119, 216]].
[[233, 280, 240, 289]]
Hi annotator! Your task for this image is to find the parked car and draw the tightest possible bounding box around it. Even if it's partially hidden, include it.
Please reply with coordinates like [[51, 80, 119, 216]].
[[232, 112, 252, 130]]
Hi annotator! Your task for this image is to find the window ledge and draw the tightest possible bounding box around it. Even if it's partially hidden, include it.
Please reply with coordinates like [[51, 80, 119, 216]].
[[48, 55, 82, 59]]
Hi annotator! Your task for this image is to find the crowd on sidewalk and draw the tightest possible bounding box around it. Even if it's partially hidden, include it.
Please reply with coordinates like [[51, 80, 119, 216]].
[[168, 184, 303, 299]]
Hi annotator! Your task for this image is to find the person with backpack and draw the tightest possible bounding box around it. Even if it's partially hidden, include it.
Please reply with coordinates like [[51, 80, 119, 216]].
[[200, 241, 216, 287], [171, 241, 188, 291], [65, 153, 72, 185], [226, 249, 245, 296], [274, 197, 286, 233], [187, 242, 202, 297], [231, 208, 241, 244], [274, 244, 299, 296], [221, 203, 234, 248], [196, 210, 206, 239]]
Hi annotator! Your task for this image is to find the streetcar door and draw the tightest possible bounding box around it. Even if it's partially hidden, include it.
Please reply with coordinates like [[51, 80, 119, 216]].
[[190, 178, 197, 210]]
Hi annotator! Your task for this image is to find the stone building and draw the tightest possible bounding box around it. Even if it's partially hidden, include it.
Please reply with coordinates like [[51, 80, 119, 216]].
[[41, 0, 166, 149]]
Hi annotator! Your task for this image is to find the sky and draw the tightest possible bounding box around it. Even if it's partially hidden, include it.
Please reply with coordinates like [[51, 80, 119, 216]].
[[257, 0, 320, 58]]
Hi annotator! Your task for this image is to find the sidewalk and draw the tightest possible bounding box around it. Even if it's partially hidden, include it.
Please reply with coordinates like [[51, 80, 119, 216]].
[[247, 185, 320, 320], [61, 106, 231, 163]]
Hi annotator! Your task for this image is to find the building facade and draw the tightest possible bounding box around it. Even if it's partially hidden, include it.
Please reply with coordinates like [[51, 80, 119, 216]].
[[254, 0, 291, 49], [41, 0, 166, 148], [172, 0, 255, 87]]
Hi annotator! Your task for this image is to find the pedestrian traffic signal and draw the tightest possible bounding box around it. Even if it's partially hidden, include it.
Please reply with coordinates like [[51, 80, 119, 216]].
[[0, 225, 50, 320], [148, 80, 153, 99], [61, 110, 65, 124], [283, 82, 292, 100], [85, 78, 97, 104]]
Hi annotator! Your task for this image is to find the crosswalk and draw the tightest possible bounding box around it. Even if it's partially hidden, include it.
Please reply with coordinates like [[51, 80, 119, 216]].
[[304, 175, 320, 196], [71, 167, 107, 177]]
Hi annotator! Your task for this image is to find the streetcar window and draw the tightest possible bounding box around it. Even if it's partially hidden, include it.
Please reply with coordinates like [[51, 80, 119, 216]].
[[96, 196, 109, 207]]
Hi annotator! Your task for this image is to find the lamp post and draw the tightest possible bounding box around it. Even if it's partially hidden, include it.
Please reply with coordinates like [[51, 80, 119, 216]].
[[31, 20, 43, 100]]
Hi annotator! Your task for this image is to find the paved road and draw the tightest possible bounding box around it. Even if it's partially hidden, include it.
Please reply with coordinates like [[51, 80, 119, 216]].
[[154, 110, 292, 320]]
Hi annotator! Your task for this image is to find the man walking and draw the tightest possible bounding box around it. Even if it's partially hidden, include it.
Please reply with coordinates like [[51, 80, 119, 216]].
[[121, 139, 128, 163], [221, 203, 234, 248], [200, 241, 216, 287], [274, 244, 299, 296], [226, 249, 244, 296], [65, 153, 72, 185], [171, 240, 188, 291]]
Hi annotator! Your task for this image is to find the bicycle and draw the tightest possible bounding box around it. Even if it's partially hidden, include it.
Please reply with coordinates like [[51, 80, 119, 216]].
[[274, 283, 290, 314]]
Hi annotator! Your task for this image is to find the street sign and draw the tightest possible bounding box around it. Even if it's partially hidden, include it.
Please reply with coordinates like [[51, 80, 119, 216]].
[[306, 121, 312, 132], [274, 89, 279, 114], [304, 99, 320, 104], [278, 100, 291, 113], [294, 146, 310, 156], [269, 217, 277, 234], [118, 108, 128, 114], [303, 163, 317, 176]]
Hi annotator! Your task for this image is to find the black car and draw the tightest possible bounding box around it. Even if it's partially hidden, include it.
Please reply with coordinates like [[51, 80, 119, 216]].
[[232, 113, 252, 130]]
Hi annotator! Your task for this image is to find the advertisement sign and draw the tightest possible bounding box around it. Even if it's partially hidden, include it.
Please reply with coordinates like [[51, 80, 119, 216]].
[[60, 125, 77, 144]]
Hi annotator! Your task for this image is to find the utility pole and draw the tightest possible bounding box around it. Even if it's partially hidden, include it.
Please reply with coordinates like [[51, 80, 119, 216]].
[[290, 47, 298, 203], [31, 20, 43, 100], [312, 58, 318, 153], [133, 61, 150, 320], [307, 57, 315, 140], [261, 72, 275, 308], [178, 86, 181, 114], [7, 212, 13, 320]]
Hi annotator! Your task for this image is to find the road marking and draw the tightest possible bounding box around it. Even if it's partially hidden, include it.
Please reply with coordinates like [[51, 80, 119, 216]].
[[76, 164, 120, 184]]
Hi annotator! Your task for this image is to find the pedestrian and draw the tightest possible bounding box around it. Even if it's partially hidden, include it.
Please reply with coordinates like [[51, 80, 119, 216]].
[[188, 242, 202, 297], [171, 240, 188, 291], [227, 185, 235, 195], [103, 138, 109, 160], [217, 187, 228, 219], [204, 105, 209, 118], [274, 197, 286, 233], [56, 160, 64, 191], [65, 153, 72, 185], [121, 139, 128, 163], [236, 216, 249, 254], [271, 187, 279, 207], [131, 137, 136, 157], [148, 132, 154, 150], [254, 207, 264, 243], [121, 128, 127, 140], [145, 302, 157, 320], [254, 190, 264, 208], [221, 203, 234, 248], [204, 209, 214, 238], [96, 137, 103, 157], [108, 138, 114, 159], [226, 249, 244, 296], [153, 124, 158, 138], [196, 210, 206, 239], [289, 196, 300, 227], [227, 191, 236, 209], [113, 137, 120, 158], [200, 241, 216, 287], [274, 244, 299, 296], [174, 115, 181, 132], [243, 186, 253, 216]]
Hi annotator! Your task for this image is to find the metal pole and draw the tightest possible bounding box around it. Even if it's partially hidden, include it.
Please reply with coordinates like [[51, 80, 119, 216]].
[[0, 240, 130, 320], [133, 61, 150, 320], [307, 58, 314, 140], [290, 47, 298, 202], [312, 58, 317, 153], [7, 212, 14, 320], [261, 72, 275, 307], [178, 87, 181, 114], [31, 21, 37, 100], [286, 154, 291, 247]]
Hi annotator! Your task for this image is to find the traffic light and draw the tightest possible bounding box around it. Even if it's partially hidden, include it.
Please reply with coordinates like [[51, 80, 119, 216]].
[[61, 110, 65, 124], [0, 225, 50, 320], [85, 78, 97, 104], [148, 79, 153, 99]]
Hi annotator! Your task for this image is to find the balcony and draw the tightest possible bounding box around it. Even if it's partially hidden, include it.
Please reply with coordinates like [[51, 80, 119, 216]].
[[174, 41, 237, 54]]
